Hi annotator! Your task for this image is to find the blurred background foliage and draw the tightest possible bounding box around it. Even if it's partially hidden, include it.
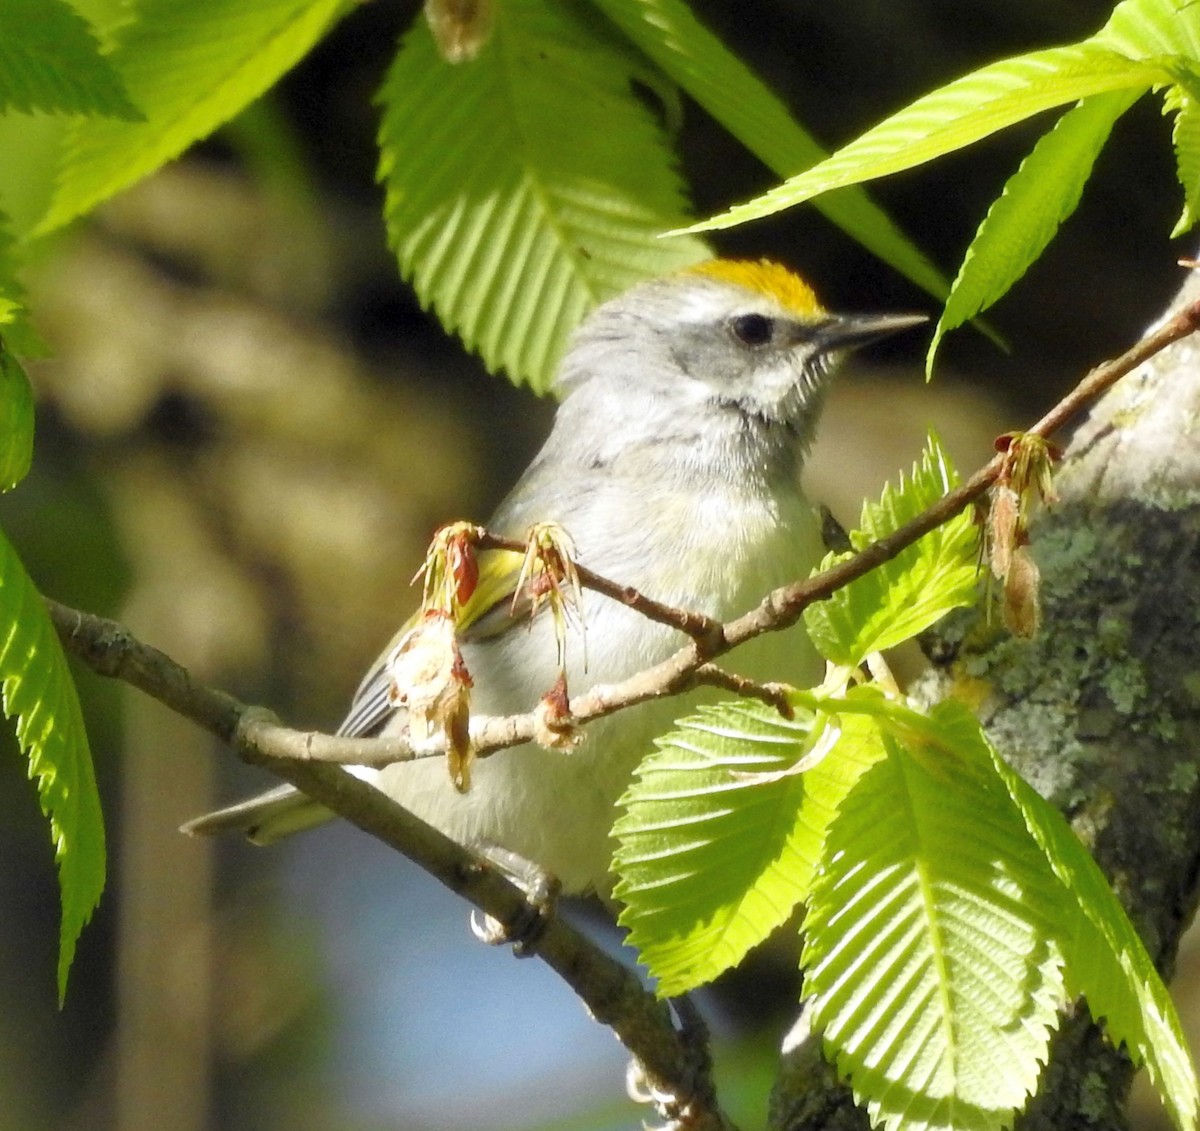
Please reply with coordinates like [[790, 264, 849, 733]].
[[0, 1, 1192, 1129]]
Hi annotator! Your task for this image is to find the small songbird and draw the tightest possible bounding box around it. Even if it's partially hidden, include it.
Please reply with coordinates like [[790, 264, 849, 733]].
[[183, 259, 924, 899]]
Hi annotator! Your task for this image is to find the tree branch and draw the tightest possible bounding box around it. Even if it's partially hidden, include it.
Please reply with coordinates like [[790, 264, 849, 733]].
[[45, 599, 734, 1131]]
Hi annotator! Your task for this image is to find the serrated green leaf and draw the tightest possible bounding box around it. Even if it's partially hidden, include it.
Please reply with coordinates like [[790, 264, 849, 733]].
[[0, 348, 34, 492], [981, 722, 1199, 1131], [1165, 84, 1200, 236], [804, 434, 978, 667], [0, 526, 104, 1002], [927, 89, 1139, 373], [803, 703, 1066, 1131], [613, 700, 886, 996], [588, 0, 949, 302], [1092, 0, 1200, 240], [0, 0, 139, 119], [38, 0, 347, 234], [685, 43, 1164, 234], [377, 0, 708, 393]]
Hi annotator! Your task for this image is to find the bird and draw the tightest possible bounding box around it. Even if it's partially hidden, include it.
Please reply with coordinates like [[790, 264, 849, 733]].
[[182, 259, 924, 901]]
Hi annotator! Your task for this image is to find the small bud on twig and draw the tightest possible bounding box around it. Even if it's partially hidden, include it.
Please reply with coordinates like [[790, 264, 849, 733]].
[[987, 433, 1061, 638], [532, 674, 579, 751]]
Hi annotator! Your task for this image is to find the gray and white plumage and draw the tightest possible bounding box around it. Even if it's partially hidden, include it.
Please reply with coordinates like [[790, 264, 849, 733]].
[[183, 260, 922, 898]]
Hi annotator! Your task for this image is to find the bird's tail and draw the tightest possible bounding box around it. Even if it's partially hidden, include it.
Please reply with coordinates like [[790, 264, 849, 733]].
[[180, 783, 332, 845]]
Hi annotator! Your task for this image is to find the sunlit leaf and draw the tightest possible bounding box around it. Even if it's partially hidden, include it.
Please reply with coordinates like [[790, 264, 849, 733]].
[[0, 214, 22, 331], [1092, 0, 1200, 239], [804, 434, 978, 667], [684, 43, 1163, 234], [614, 699, 885, 996], [39, 0, 347, 233], [1095, 0, 1200, 66], [0, 528, 104, 1001], [927, 89, 1139, 372], [981, 718, 1199, 1131], [0, 348, 33, 491], [0, 214, 39, 360], [377, 0, 707, 392], [804, 702, 1066, 1131], [1165, 84, 1200, 236]]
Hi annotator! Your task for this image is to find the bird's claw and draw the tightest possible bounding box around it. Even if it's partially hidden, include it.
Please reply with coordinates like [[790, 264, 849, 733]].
[[467, 845, 561, 956]]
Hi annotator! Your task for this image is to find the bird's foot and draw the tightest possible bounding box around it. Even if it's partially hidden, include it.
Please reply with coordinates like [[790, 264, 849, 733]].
[[467, 844, 561, 957], [625, 995, 725, 1130]]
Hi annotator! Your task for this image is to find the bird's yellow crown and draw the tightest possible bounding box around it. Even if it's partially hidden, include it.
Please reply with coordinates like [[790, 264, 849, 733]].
[[686, 258, 825, 318]]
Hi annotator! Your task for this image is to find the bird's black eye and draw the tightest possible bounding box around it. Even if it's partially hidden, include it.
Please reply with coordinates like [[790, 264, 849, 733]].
[[730, 312, 775, 347]]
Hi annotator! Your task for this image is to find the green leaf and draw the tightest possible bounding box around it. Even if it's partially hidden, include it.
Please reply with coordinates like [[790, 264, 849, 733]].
[[982, 723, 1199, 1131], [613, 701, 886, 996], [0, 214, 22, 330], [927, 89, 1139, 373], [1096, 0, 1200, 65], [377, 0, 707, 393], [0, 213, 39, 359], [684, 43, 1164, 234], [1092, 0, 1200, 240], [803, 703, 1066, 1131], [0, 347, 34, 491], [588, 0, 949, 302], [0, 527, 104, 1002], [38, 0, 347, 234], [1165, 84, 1200, 236], [804, 434, 978, 668], [0, 0, 139, 118]]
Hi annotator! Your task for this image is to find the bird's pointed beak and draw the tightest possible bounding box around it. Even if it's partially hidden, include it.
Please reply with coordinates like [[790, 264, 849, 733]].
[[813, 311, 929, 354]]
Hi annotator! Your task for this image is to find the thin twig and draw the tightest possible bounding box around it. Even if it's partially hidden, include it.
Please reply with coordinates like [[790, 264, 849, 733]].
[[476, 531, 727, 648], [726, 293, 1200, 648], [691, 665, 796, 718]]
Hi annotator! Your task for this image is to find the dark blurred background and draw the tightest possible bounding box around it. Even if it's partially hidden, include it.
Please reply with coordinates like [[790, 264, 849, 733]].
[[0, 1, 1192, 1129]]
